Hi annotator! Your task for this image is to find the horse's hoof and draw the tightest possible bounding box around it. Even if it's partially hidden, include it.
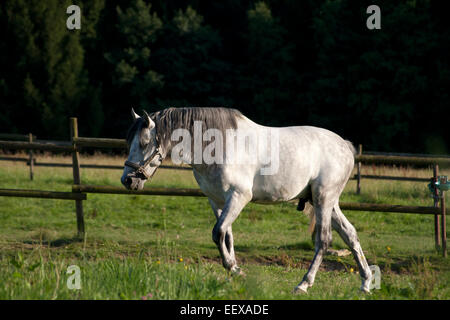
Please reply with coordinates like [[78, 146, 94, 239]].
[[231, 266, 246, 277], [293, 282, 309, 294], [360, 286, 372, 294], [360, 275, 373, 294]]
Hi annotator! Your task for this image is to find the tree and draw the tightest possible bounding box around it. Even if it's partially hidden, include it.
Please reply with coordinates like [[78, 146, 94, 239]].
[[152, 6, 233, 109], [0, 0, 91, 138], [241, 2, 296, 125], [309, 0, 449, 152], [77, 0, 105, 137], [105, 0, 163, 112]]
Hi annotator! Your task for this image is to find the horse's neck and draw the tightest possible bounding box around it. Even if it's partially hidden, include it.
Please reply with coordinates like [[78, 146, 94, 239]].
[[160, 114, 265, 166]]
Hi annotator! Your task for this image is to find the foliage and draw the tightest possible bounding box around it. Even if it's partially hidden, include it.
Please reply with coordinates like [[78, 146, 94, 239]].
[[0, 0, 448, 153], [104, 0, 163, 111], [0, 0, 87, 138], [151, 6, 233, 109]]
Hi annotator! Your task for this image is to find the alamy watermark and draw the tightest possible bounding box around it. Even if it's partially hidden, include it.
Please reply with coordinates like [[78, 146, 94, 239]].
[[66, 5, 81, 30], [67, 4, 380, 31], [366, 5, 381, 30], [369, 265, 381, 290], [66, 265, 81, 290], [169, 121, 280, 175]]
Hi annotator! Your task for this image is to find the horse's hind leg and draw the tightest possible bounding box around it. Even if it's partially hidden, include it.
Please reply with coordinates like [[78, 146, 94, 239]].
[[331, 204, 372, 292], [294, 202, 333, 293]]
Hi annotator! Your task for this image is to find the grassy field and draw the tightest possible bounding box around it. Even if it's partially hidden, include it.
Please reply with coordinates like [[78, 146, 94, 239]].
[[0, 152, 449, 300]]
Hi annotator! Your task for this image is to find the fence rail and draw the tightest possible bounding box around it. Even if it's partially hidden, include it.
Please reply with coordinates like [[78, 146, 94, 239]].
[[73, 184, 205, 197], [0, 122, 448, 256], [3, 137, 450, 174], [0, 133, 37, 141], [0, 188, 86, 200], [355, 154, 450, 167], [0, 140, 73, 152], [364, 150, 450, 159], [73, 137, 127, 149], [338, 201, 447, 215], [73, 184, 449, 216], [21, 161, 191, 171], [0, 137, 190, 171], [351, 174, 430, 182], [0, 156, 28, 162]]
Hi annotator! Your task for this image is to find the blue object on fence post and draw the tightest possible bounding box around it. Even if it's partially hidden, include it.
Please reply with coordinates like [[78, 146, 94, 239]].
[[428, 175, 448, 256], [438, 176, 448, 257], [429, 176, 448, 257], [431, 166, 441, 250], [428, 176, 450, 194]]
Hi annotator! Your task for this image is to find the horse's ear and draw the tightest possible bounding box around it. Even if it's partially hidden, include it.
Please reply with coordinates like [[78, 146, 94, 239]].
[[131, 108, 140, 121], [143, 110, 155, 130]]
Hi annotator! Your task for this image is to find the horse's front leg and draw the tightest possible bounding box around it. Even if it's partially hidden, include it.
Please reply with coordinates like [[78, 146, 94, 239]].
[[208, 199, 236, 267], [211, 191, 251, 274]]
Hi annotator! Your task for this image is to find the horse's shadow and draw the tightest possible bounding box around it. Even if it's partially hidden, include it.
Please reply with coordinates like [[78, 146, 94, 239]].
[[233, 241, 315, 252], [22, 237, 83, 247]]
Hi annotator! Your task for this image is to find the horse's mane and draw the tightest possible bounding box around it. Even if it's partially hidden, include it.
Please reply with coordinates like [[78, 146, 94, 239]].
[[126, 118, 144, 146], [151, 107, 242, 150], [127, 107, 243, 152]]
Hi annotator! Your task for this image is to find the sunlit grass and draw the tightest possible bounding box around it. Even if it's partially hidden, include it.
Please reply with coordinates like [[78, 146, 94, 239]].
[[0, 153, 449, 299]]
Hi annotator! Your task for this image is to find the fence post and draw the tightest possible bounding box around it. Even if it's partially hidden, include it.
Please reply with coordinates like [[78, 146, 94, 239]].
[[433, 165, 441, 251], [441, 187, 447, 258], [356, 144, 362, 194], [28, 133, 34, 180], [70, 117, 85, 237]]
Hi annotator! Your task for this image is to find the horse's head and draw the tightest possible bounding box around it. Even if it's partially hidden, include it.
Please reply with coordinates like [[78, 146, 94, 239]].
[[121, 108, 163, 190]]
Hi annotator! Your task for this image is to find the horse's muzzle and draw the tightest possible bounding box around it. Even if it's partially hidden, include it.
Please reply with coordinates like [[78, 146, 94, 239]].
[[121, 175, 145, 190]]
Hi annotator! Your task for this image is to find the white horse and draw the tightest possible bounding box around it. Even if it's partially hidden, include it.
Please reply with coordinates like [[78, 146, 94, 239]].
[[121, 107, 372, 293]]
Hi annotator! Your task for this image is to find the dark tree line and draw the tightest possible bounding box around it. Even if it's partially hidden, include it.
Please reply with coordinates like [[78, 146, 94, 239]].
[[0, 0, 448, 154]]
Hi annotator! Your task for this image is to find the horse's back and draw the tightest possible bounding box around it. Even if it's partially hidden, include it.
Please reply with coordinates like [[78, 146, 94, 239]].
[[195, 117, 355, 204], [249, 124, 355, 202]]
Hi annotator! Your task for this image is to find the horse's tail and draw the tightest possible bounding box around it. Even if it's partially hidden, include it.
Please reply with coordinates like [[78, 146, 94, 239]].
[[304, 202, 316, 237], [345, 140, 357, 157]]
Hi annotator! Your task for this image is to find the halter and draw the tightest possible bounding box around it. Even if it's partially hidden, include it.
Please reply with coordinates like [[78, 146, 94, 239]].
[[124, 133, 163, 180]]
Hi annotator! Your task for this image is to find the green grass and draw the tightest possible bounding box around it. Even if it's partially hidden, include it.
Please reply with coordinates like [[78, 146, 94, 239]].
[[0, 153, 449, 299]]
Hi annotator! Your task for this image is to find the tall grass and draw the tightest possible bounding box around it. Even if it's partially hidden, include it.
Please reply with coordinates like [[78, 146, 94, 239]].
[[0, 153, 448, 299]]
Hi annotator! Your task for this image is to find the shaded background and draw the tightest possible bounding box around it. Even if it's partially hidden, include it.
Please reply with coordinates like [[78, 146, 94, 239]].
[[0, 0, 448, 153]]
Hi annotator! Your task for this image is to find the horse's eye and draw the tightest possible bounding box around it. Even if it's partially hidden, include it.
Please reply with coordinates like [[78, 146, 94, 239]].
[[140, 132, 151, 147]]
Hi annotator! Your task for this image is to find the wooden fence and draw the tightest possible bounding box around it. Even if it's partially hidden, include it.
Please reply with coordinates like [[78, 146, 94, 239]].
[[2, 134, 450, 181], [0, 119, 448, 256], [353, 144, 450, 193], [0, 138, 189, 177], [2, 134, 449, 183]]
